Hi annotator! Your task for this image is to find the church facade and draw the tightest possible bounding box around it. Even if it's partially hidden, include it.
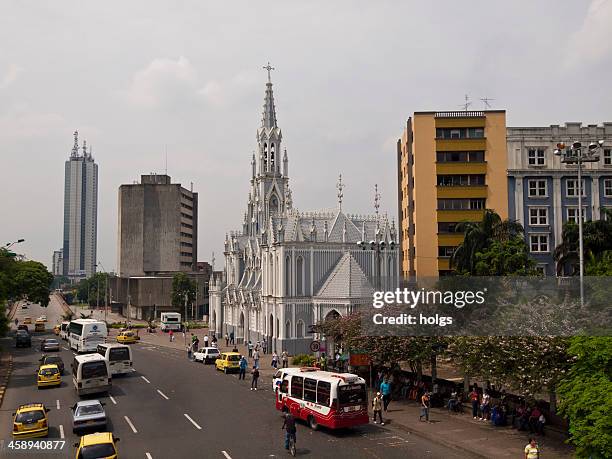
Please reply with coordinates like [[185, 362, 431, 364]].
[[209, 73, 400, 355]]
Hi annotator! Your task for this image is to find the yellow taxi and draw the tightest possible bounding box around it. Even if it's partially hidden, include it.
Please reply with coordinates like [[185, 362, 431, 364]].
[[34, 322, 45, 332], [37, 364, 61, 389], [74, 432, 120, 459], [215, 352, 241, 374], [23, 317, 32, 324], [12, 403, 50, 438], [116, 331, 139, 344], [53, 325, 61, 335]]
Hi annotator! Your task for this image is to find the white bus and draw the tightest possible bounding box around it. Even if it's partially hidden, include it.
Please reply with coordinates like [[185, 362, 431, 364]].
[[69, 319, 108, 353], [97, 343, 133, 376], [160, 312, 181, 332], [72, 354, 111, 396], [59, 321, 70, 340]]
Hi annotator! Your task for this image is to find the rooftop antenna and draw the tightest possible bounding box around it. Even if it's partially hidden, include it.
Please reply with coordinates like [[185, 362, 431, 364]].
[[374, 184, 381, 217], [82, 139, 87, 157], [71, 130, 79, 157], [480, 96, 494, 109], [459, 94, 471, 112], [336, 173, 345, 212], [164, 145, 168, 175]]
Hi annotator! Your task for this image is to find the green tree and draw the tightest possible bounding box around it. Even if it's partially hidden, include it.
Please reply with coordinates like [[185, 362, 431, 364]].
[[586, 251, 612, 276], [13, 261, 54, 306], [171, 272, 196, 308], [557, 336, 612, 458], [473, 237, 538, 276]]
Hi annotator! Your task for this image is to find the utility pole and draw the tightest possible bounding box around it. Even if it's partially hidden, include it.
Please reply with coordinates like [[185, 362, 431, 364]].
[[184, 292, 188, 346]]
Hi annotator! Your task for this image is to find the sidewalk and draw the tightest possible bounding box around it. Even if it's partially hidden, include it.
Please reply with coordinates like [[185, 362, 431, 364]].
[[373, 399, 574, 458]]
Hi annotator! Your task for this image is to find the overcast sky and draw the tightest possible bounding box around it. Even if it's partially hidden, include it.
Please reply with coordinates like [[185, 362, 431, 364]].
[[1, 0, 611, 272]]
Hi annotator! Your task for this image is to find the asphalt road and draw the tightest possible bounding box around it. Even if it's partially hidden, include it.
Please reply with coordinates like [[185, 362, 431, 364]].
[[1, 300, 472, 458]]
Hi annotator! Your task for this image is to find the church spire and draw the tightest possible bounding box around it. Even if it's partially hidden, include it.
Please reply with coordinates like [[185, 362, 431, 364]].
[[261, 62, 277, 129]]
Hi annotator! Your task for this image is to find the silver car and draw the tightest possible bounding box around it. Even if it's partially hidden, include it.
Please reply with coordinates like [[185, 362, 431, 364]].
[[71, 400, 107, 433], [40, 338, 60, 352]]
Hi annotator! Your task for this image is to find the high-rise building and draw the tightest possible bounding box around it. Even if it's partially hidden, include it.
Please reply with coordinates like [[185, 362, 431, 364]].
[[507, 122, 612, 276], [52, 249, 63, 276], [62, 131, 98, 279], [397, 110, 508, 278], [117, 174, 198, 276]]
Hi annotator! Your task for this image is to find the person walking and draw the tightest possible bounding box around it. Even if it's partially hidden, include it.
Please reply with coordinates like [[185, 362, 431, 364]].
[[169, 329, 174, 342], [187, 344, 193, 361], [524, 437, 540, 459], [253, 349, 260, 369], [372, 392, 384, 425], [271, 351, 279, 369], [193, 336, 200, 351], [203, 334, 209, 347], [419, 392, 431, 422], [238, 355, 247, 380], [230, 331, 234, 345], [380, 379, 392, 412], [480, 390, 491, 421], [281, 350, 289, 368], [225, 333, 229, 347], [250, 366, 260, 390], [211, 333, 217, 347], [262, 339, 267, 355], [248, 340, 253, 358], [470, 387, 480, 419]]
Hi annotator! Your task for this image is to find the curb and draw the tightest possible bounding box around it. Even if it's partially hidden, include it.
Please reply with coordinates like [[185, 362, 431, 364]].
[[0, 354, 14, 409]]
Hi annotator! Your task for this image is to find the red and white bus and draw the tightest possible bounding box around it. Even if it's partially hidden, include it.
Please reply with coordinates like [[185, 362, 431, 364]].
[[275, 368, 369, 430]]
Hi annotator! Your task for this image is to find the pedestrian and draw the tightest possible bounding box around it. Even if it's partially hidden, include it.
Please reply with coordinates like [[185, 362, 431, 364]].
[[232, 344, 239, 353], [271, 351, 279, 369], [537, 413, 546, 435], [225, 333, 229, 347], [230, 331, 234, 345], [203, 334, 209, 347], [480, 390, 491, 421], [470, 387, 480, 419], [372, 392, 384, 425], [262, 339, 267, 354], [248, 340, 253, 357], [250, 366, 260, 390], [380, 379, 392, 412], [419, 392, 431, 422], [185, 322, 189, 333], [253, 349, 260, 369], [529, 406, 541, 433], [193, 336, 199, 350], [524, 437, 540, 459], [238, 355, 247, 380], [447, 389, 458, 412], [281, 350, 289, 368], [169, 329, 174, 342], [211, 333, 217, 346], [187, 344, 193, 361]]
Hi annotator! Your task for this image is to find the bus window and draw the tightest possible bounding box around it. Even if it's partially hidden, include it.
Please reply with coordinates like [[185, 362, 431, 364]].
[[97, 345, 107, 357], [338, 384, 367, 405], [317, 381, 331, 406], [303, 378, 317, 403], [291, 376, 303, 399], [109, 347, 130, 361], [280, 379, 289, 394], [82, 361, 108, 379]]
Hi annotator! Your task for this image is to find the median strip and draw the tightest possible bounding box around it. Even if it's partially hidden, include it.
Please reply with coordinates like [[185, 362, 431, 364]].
[[141, 376, 151, 384], [156, 389, 169, 400], [124, 416, 138, 433], [183, 413, 202, 430]]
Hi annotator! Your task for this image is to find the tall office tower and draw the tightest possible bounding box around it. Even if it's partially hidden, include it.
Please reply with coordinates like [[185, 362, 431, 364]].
[[52, 249, 64, 276], [397, 110, 508, 278], [63, 131, 98, 279], [117, 174, 198, 276], [507, 122, 612, 276]]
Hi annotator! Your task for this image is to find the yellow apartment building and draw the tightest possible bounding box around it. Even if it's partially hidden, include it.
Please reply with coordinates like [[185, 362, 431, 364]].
[[397, 110, 508, 278]]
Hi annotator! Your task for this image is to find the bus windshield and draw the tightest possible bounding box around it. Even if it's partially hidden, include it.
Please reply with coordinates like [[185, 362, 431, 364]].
[[69, 322, 83, 336], [338, 384, 367, 405]]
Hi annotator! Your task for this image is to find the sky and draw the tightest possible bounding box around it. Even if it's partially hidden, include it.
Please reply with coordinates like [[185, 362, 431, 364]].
[[1, 0, 611, 272]]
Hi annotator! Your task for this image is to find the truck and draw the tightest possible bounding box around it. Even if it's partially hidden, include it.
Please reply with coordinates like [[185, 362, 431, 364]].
[[160, 312, 181, 332]]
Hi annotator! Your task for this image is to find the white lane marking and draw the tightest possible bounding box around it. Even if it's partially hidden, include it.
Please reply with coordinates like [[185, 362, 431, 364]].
[[109, 395, 117, 405], [157, 389, 169, 400], [132, 368, 136, 372], [183, 413, 202, 430], [59, 424, 65, 439], [221, 451, 232, 459], [62, 346, 69, 351], [124, 415, 138, 433], [56, 400, 60, 410], [141, 376, 151, 384], [146, 454, 153, 459]]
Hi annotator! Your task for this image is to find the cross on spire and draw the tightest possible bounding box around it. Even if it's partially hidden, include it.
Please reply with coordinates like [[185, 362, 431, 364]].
[[374, 184, 381, 217], [336, 173, 345, 211], [263, 62, 275, 83]]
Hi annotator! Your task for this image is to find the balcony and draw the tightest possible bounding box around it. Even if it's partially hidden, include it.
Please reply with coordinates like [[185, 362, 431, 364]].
[[436, 162, 487, 175], [436, 138, 487, 151], [437, 233, 465, 246], [437, 209, 485, 222], [437, 258, 451, 270], [437, 185, 488, 199]]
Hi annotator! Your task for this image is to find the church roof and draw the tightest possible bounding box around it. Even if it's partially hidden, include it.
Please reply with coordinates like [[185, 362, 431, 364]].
[[315, 252, 374, 299]]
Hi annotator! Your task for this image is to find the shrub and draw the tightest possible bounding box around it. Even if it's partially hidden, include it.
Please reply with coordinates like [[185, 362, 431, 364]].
[[292, 354, 316, 366]]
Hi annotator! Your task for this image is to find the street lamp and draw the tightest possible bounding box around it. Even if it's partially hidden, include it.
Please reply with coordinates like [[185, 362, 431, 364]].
[[357, 238, 396, 290], [3, 239, 25, 249], [553, 139, 604, 306]]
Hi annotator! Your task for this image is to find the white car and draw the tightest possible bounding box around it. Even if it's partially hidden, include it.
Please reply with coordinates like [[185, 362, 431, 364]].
[[194, 347, 221, 364]]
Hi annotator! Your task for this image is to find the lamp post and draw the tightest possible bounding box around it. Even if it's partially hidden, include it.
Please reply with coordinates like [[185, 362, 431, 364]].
[[553, 140, 604, 306], [3, 239, 25, 250]]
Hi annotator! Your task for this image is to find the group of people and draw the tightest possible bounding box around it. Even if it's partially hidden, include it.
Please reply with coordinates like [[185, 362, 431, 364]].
[[246, 339, 268, 357]]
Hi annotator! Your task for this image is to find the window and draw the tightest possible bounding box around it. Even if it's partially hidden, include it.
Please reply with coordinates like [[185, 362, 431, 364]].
[[536, 265, 547, 276], [436, 151, 484, 162], [567, 207, 587, 224], [530, 235, 549, 253], [296, 320, 305, 338], [604, 178, 612, 197], [437, 175, 485, 186], [566, 179, 586, 197], [338, 384, 367, 405], [437, 198, 486, 210], [303, 378, 317, 403], [436, 128, 484, 139], [317, 381, 331, 406], [529, 208, 548, 226], [109, 348, 130, 361], [528, 149, 545, 166], [285, 320, 291, 339], [438, 246, 456, 257], [81, 361, 108, 379], [528, 179, 547, 197], [296, 256, 304, 296], [290, 376, 303, 399], [604, 149, 611, 165]]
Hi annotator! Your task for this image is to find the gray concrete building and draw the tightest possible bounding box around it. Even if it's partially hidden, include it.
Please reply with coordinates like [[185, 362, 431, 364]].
[[118, 174, 198, 276], [62, 131, 98, 279], [507, 122, 612, 275], [52, 249, 63, 276]]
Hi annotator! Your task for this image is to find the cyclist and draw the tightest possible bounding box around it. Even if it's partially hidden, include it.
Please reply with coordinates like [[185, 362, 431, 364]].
[[282, 412, 297, 451]]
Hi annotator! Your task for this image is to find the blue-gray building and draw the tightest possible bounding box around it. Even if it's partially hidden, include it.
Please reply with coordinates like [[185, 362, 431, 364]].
[[507, 122, 612, 276]]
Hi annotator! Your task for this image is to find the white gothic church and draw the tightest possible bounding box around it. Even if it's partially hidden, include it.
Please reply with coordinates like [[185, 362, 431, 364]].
[[209, 72, 399, 355]]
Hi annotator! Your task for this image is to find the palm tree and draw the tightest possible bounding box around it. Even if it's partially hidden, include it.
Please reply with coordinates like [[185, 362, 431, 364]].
[[451, 209, 524, 274]]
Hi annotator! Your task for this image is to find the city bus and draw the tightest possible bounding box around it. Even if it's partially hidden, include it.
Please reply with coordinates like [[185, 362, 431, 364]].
[[275, 369, 369, 430], [160, 312, 181, 332], [97, 343, 133, 376], [69, 319, 108, 353], [72, 354, 111, 396]]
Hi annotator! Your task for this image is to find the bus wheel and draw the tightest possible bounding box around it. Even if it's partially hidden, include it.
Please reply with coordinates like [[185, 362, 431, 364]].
[[308, 415, 319, 431]]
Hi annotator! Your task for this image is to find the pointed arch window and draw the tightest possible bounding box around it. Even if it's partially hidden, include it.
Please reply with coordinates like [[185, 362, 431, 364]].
[[285, 320, 291, 338], [270, 143, 276, 170], [296, 256, 304, 296], [263, 143, 268, 172], [296, 320, 305, 338], [270, 194, 279, 213], [285, 255, 291, 296]]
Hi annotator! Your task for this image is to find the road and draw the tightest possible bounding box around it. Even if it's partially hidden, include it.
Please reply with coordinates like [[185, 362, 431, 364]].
[[0, 299, 473, 458]]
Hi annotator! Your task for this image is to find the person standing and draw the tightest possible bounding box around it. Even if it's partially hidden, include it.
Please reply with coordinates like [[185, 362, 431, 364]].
[[250, 366, 260, 390], [238, 355, 247, 380], [203, 334, 209, 347], [262, 339, 267, 355], [480, 390, 491, 421], [420, 392, 431, 422], [193, 336, 199, 351], [470, 387, 480, 419], [248, 340, 253, 358], [524, 437, 540, 459], [281, 350, 289, 368], [169, 329, 174, 342], [271, 351, 279, 369], [230, 331, 234, 345], [187, 344, 193, 361], [380, 379, 392, 412], [253, 349, 260, 369], [225, 333, 229, 347], [372, 392, 384, 425], [211, 333, 217, 347]]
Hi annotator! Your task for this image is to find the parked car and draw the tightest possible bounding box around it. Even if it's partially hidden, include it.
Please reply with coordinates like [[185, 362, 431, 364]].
[[40, 338, 60, 352], [39, 355, 64, 375], [53, 325, 60, 335], [12, 403, 50, 438], [215, 352, 241, 373], [15, 330, 31, 348], [194, 347, 221, 364], [71, 400, 107, 433], [37, 364, 61, 389], [74, 432, 119, 458]]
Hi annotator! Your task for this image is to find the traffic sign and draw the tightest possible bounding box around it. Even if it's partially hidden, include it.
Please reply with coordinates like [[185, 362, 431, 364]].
[[309, 341, 320, 352]]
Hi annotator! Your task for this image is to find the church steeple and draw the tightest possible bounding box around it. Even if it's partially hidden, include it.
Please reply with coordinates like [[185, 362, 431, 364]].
[[262, 62, 277, 129]]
